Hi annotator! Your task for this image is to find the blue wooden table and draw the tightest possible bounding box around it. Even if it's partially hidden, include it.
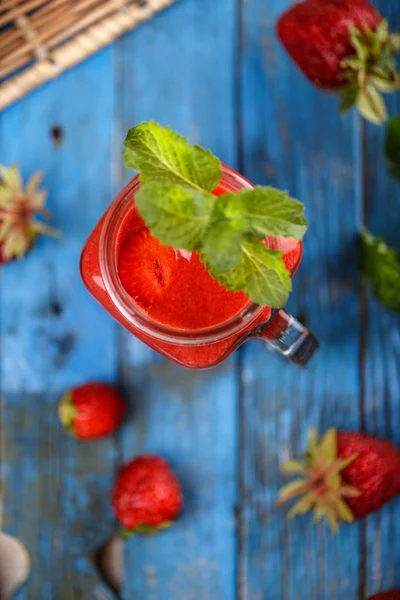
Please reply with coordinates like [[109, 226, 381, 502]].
[[1, 0, 400, 598]]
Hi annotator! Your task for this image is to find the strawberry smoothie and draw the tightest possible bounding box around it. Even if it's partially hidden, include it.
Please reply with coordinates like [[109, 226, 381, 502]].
[[81, 166, 312, 369]]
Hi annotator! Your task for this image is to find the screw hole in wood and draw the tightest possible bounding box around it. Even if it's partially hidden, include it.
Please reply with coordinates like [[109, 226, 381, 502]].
[[50, 125, 64, 147]]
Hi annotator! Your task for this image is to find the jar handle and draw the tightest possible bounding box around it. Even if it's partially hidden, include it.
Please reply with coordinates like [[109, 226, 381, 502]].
[[256, 308, 319, 366]]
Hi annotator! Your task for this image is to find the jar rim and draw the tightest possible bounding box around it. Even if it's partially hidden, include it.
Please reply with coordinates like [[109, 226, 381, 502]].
[[99, 164, 265, 346]]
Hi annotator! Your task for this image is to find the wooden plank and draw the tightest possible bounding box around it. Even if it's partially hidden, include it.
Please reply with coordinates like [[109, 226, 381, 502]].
[[115, 0, 240, 597], [119, 356, 239, 600], [238, 2, 363, 599], [362, 1, 400, 596], [0, 48, 119, 599]]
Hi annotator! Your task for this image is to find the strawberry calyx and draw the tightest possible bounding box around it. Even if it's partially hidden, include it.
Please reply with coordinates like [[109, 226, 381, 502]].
[[339, 20, 400, 125], [0, 165, 59, 262], [119, 521, 172, 538], [58, 392, 77, 435], [278, 428, 360, 532]]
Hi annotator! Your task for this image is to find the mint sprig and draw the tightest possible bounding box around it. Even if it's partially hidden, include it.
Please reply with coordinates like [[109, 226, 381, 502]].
[[339, 21, 400, 125], [124, 122, 308, 308], [220, 187, 307, 240], [361, 229, 400, 314]]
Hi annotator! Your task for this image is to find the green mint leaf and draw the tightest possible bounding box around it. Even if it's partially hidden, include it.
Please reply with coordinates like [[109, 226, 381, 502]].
[[361, 229, 400, 314], [206, 239, 292, 307], [386, 116, 400, 181], [201, 222, 244, 273], [220, 186, 308, 241], [123, 121, 221, 192], [135, 182, 215, 251]]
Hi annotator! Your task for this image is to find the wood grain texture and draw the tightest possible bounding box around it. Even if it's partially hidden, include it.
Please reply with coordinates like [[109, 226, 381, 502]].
[[238, 1, 364, 598], [362, 1, 400, 596], [0, 48, 119, 599], [115, 1, 240, 597]]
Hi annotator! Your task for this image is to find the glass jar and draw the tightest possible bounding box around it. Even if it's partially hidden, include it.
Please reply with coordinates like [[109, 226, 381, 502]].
[[80, 165, 318, 369]]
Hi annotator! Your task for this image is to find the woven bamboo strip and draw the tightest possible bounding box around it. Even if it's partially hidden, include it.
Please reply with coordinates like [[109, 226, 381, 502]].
[[0, 0, 81, 53], [0, 0, 122, 65], [0, 0, 49, 28], [0, 0, 179, 111], [0, 0, 130, 78], [41, 0, 130, 49], [2, 10, 78, 65], [16, 14, 50, 61], [0, 0, 28, 12], [1, 31, 25, 58]]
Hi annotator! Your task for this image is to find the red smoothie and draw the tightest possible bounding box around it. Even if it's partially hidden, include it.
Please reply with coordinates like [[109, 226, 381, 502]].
[[80, 167, 303, 369]]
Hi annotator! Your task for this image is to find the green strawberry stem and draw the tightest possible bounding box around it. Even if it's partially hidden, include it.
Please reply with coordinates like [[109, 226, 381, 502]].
[[58, 392, 77, 434], [0, 165, 59, 261], [340, 20, 400, 125], [278, 428, 359, 532], [118, 522, 172, 538]]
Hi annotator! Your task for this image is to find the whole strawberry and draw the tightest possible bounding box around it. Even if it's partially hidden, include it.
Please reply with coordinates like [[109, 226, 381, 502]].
[[277, 0, 400, 124], [278, 428, 400, 531], [369, 592, 400, 600], [0, 165, 58, 263], [112, 456, 183, 536], [59, 382, 126, 440]]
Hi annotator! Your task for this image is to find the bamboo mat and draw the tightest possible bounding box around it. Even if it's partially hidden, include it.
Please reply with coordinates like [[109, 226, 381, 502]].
[[0, 0, 179, 111]]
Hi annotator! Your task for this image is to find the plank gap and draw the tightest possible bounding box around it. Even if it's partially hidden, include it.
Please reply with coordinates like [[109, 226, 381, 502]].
[[236, 346, 247, 600], [358, 112, 368, 600]]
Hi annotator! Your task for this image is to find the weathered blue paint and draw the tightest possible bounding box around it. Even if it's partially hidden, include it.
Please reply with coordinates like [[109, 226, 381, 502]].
[[0, 48, 119, 598], [362, 2, 400, 598], [0, 0, 399, 598], [115, 1, 239, 598], [239, 2, 364, 599]]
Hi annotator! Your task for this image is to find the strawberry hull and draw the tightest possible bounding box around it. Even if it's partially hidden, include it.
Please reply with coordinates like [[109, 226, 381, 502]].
[[279, 428, 400, 529]]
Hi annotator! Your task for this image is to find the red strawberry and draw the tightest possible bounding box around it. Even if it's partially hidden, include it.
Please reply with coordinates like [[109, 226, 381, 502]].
[[59, 382, 126, 440], [369, 593, 400, 600], [0, 165, 58, 263], [278, 428, 400, 531], [118, 228, 176, 309], [112, 456, 183, 536], [277, 0, 400, 124]]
